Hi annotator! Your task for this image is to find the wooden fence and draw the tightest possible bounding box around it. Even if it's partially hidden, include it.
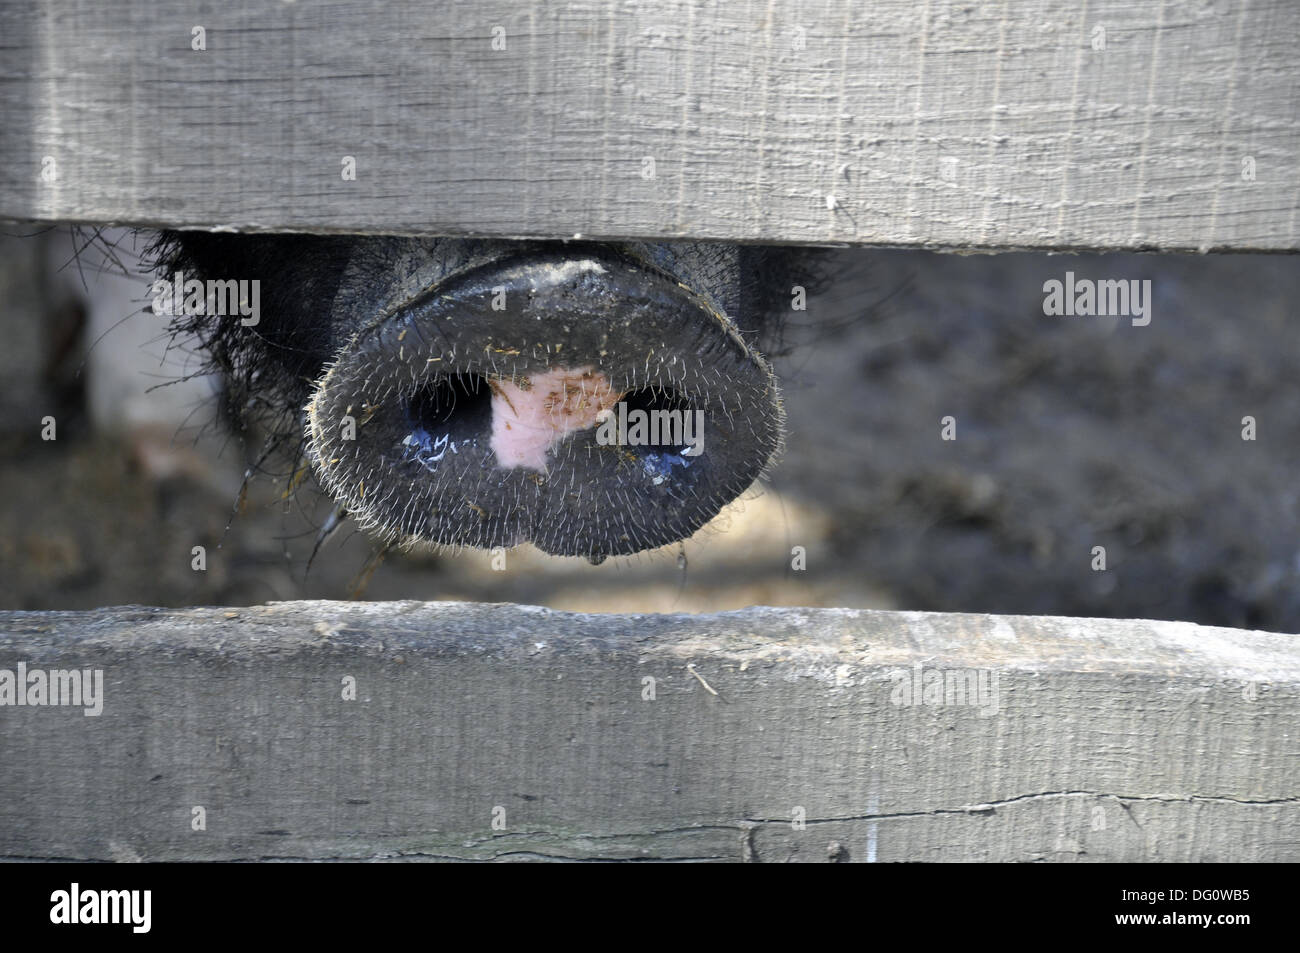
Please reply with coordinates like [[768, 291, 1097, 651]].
[[1, 603, 1295, 861], [0, 1, 1296, 862]]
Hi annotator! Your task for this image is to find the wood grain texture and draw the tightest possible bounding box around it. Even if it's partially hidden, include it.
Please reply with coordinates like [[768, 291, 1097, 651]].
[[0, 1, 1296, 250], [0, 601, 1295, 862]]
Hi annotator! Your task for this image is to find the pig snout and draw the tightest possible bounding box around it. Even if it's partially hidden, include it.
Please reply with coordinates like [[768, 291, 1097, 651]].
[[151, 234, 823, 562], [304, 249, 783, 561]]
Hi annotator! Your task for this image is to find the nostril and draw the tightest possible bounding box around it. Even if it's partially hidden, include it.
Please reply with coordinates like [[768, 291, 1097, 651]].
[[409, 373, 491, 431], [397, 373, 493, 468], [621, 386, 692, 418], [616, 386, 697, 457]]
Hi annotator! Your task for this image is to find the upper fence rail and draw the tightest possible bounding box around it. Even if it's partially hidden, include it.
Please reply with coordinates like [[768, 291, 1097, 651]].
[[0, 0, 1296, 251]]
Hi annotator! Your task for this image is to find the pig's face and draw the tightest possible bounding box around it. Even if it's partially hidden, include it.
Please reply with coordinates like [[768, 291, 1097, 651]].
[[151, 234, 825, 562]]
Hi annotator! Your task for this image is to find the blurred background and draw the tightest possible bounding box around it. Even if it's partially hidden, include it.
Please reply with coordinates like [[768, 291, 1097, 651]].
[[1, 226, 1297, 631]]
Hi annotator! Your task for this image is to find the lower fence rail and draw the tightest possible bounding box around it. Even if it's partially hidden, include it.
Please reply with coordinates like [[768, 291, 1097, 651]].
[[0, 601, 1295, 862]]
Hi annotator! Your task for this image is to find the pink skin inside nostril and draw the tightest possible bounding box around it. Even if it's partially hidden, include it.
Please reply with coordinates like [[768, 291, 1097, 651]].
[[488, 366, 622, 471]]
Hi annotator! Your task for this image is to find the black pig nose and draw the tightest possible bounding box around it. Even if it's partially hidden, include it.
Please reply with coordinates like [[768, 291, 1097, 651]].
[[305, 249, 783, 560]]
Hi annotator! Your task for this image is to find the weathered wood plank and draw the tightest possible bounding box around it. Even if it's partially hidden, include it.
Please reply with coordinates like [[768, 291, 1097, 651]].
[[0, 1, 1295, 250], [0, 602, 1295, 861]]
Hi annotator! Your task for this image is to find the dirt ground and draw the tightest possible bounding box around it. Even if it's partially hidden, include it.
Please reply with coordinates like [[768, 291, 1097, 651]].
[[1, 237, 1297, 631]]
